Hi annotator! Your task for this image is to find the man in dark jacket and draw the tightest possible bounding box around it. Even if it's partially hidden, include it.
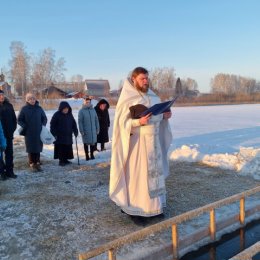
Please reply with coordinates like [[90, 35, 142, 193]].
[[0, 90, 17, 178]]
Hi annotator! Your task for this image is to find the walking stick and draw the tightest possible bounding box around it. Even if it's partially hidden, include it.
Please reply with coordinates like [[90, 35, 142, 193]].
[[75, 136, 80, 165]]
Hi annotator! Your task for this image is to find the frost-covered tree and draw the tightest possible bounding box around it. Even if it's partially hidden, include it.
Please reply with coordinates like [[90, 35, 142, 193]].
[[149, 67, 176, 99], [9, 41, 30, 96], [31, 48, 66, 89], [211, 73, 257, 95]]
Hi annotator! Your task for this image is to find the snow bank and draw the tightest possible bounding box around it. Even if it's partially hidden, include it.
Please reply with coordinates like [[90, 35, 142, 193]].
[[16, 103, 260, 181], [170, 145, 260, 180]]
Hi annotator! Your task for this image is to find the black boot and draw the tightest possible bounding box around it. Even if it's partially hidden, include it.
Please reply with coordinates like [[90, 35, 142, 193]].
[[6, 170, 17, 179], [1, 172, 7, 181], [59, 160, 66, 166], [101, 143, 106, 151], [90, 145, 95, 160], [84, 144, 90, 161]]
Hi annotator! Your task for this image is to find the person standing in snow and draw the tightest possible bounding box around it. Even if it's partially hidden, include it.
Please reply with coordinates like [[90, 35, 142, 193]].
[[0, 90, 17, 179], [94, 99, 110, 151], [78, 96, 100, 160], [0, 121, 7, 180], [109, 67, 172, 218], [50, 101, 78, 166], [17, 93, 47, 172]]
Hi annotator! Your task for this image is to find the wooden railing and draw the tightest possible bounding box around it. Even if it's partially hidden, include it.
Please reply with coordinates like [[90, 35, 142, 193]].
[[78, 186, 260, 260], [229, 241, 260, 260]]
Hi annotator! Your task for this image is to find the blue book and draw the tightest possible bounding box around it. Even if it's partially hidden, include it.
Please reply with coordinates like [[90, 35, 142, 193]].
[[139, 96, 179, 117]]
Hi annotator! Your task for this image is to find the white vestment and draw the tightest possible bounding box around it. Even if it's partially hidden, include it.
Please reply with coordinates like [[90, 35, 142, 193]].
[[109, 79, 172, 217]]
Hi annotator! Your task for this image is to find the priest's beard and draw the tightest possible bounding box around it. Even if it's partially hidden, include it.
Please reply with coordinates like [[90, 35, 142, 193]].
[[134, 82, 149, 93]]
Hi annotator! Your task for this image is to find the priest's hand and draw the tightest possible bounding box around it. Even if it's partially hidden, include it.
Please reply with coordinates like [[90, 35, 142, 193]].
[[163, 111, 172, 119], [139, 113, 151, 126]]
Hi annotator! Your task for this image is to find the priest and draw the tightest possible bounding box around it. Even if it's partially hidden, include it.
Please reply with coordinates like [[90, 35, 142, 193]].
[[110, 67, 173, 217]]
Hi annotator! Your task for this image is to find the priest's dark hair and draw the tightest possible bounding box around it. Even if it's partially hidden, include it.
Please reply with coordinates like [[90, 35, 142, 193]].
[[131, 67, 148, 79]]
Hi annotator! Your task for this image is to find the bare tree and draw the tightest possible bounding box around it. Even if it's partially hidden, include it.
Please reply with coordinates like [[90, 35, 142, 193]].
[[31, 48, 66, 90], [9, 41, 30, 96], [149, 67, 176, 99], [211, 73, 257, 95], [71, 74, 83, 83], [70, 74, 84, 91]]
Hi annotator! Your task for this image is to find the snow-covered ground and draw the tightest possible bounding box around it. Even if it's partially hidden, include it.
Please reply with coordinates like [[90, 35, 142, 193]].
[[37, 102, 260, 180], [2, 101, 259, 260]]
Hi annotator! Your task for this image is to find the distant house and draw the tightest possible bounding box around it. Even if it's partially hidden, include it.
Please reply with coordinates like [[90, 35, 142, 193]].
[[0, 73, 12, 97], [66, 91, 85, 99], [55, 82, 85, 93], [109, 89, 120, 97], [184, 89, 200, 97], [85, 80, 110, 98], [41, 86, 67, 99]]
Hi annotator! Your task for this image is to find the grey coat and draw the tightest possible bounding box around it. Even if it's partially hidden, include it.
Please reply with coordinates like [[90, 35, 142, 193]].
[[18, 101, 47, 153], [78, 105, 100, 145]]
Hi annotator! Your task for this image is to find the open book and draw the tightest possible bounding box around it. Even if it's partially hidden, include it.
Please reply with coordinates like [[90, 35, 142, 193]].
[[138, 95, 179, 117]]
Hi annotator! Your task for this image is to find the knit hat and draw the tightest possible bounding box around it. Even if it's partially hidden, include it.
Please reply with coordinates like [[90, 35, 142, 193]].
[[0, 90, 4, 94]]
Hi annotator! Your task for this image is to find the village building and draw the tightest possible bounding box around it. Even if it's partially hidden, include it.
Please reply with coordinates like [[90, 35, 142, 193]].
[[40, 85, 67, 99], [85, 80, 110, 98], [66, 91, 85, 99], [0, 72, 12, 97]]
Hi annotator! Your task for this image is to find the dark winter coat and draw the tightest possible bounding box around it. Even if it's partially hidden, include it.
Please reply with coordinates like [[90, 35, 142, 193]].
[[78, 104, 100, 145], [50, 101, 78, 145], [94, 99, 110, 143], [17, 101, 47, 153], [0, 98, 17, 139], [0, 122, 7, 157]]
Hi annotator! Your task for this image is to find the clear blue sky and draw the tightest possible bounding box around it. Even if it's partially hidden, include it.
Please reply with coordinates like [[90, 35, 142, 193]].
[[1, 0, 260, 92]]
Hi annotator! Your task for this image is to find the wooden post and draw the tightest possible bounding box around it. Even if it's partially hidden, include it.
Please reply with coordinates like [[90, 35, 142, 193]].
[[172, 224, 178, 260], [209, 247, 216, 260], [239, 228, 245, 251], [209, 209, 216, 241], [108, 248, 116, 260], [239, 197, 245, 225]]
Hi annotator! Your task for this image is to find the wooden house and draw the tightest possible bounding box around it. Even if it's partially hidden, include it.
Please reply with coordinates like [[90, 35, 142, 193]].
[[41, 86, 67, 99]]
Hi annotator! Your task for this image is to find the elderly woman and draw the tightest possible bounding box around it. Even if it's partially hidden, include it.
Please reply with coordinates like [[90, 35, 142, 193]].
[[94, 99, 110, 151], [18, 93, 47, 172], [50, 101, 78, 166]]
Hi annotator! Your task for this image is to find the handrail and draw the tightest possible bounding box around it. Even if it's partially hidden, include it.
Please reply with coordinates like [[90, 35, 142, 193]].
[[229, 241, 260, 260], [78, 186, 260, 260]]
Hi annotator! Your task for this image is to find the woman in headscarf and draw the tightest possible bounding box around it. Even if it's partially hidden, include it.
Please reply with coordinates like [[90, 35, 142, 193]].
[[94, 99, 110, 151], [17, 93, 47, 172], [50, 101, 78, 166]]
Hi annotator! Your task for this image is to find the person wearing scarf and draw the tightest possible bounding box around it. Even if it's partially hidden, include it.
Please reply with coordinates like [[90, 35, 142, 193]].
[[78, 96, 100, 160]]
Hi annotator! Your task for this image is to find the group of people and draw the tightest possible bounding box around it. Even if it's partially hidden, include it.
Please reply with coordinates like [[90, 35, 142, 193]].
[[0, 91, 110, 177], [1, 66, 173, 220], [50, 97, 110, 165]]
